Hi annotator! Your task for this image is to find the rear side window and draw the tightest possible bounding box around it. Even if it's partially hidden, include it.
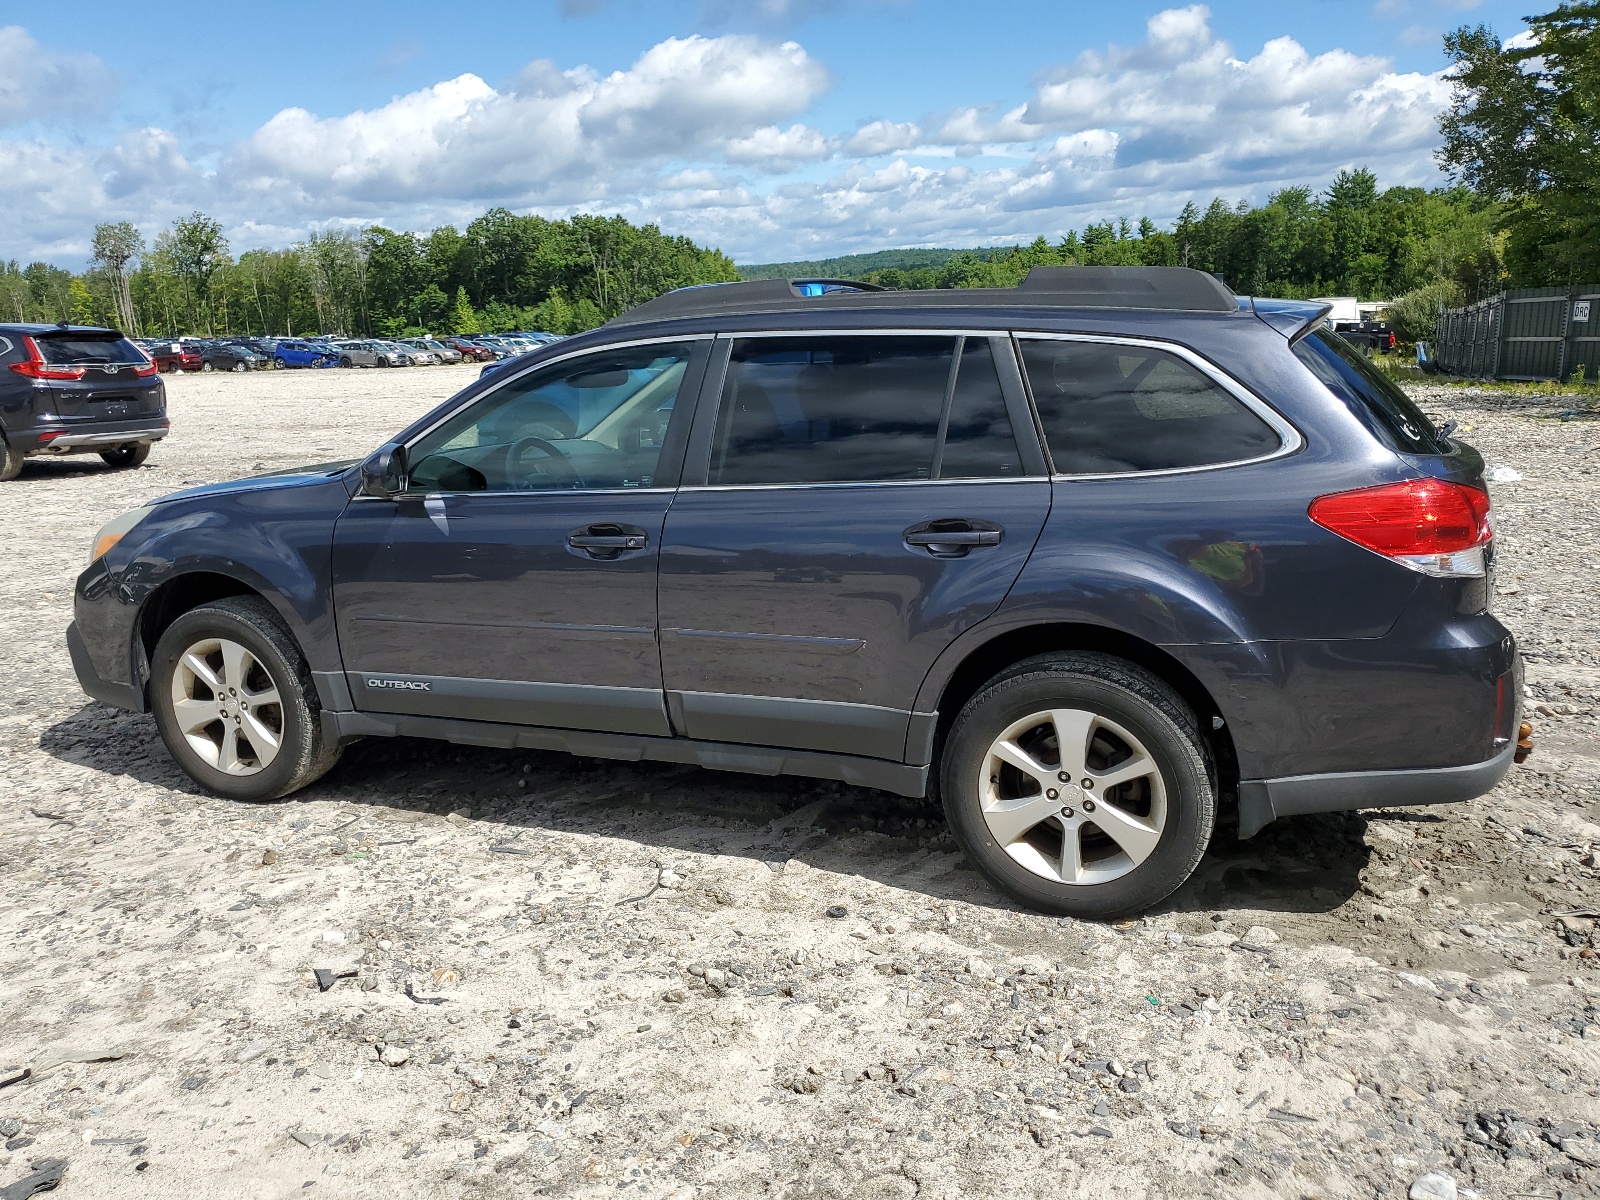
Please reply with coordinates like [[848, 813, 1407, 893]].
[[1293, 328, 1446, 454], [1020, 338, 1280, 475], [708, 334, 1024, 486], [35, 335, 146, 365]]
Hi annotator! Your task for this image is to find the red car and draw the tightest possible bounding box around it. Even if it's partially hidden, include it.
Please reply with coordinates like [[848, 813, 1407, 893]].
[[143, 340, 203, 373], [439, 336, 495, 362]]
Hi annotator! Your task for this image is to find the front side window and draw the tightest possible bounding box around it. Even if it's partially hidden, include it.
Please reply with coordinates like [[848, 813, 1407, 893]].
[[707, 334, 1023, 486], [407, 341, 697, 492], [1019, 338, 1280, 475]]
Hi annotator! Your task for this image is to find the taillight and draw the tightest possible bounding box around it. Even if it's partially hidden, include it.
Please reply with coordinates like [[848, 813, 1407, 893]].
[[8, 336, 87, 380], [1309, 478, 1492, 578]]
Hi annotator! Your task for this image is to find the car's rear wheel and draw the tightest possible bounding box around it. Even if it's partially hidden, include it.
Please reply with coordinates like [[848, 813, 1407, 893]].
[[0, 436, 24, 481], [274, 356, 287, 369], [100, 442, 151, 469], [339, 357, 352, 368], [151, 597, 340, 801], [940, 652, 1214, 919], [201, 360, 214, 372]]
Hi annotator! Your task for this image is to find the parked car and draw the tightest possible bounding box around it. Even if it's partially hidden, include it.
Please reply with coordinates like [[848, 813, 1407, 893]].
[[225, 337, 278, 362], [198, 340, 264, 372], [2, 324, 168, 480], [143, 340, 203, 373], [332, 340, 413, 368], [385, 340, 436, 365], [404, 338, 461, 364], [1333, 320, 1397, 354], [438, 336, 494, 362], [271, 339, 339, 369], [66, 268, 1522, 918]]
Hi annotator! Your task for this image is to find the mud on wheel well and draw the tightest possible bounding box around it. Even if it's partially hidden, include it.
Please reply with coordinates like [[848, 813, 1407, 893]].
[[930, 623, 1239, 801]]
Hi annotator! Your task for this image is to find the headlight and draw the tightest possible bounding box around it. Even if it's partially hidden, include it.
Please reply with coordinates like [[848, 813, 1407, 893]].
[[90, 506, 150, 565]]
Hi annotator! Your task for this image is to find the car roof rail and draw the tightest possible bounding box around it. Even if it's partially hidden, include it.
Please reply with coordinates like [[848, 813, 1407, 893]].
[[606, 266, 1239, 326]]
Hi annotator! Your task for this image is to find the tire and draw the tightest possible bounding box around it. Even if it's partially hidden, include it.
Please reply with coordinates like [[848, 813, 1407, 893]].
[[0, 436, 24, 481], [376, 357, 388, 368], [940, 652, 1214, 919], [274, 356, 287, 369], [339, 357, 352, 369], [232, 360, 246, 373], [99, 442, 152, 469], [201, 360, 214, 372], [151, 596, 341, 802]]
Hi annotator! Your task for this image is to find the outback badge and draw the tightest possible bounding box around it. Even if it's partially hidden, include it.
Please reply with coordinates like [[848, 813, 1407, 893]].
[[367, 678, 430, 691]]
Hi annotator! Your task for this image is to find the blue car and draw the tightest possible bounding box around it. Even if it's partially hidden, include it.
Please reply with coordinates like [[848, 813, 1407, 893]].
[[66, 268, 1521, 917], [271, 339, 338, 369]]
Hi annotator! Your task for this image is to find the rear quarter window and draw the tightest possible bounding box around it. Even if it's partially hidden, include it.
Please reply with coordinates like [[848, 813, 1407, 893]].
[[1293, 328, 1446, 454], [1019, 338, 1281, 475]]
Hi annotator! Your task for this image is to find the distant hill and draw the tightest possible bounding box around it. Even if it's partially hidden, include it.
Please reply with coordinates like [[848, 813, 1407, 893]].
[[738, 246, 1014, 280]]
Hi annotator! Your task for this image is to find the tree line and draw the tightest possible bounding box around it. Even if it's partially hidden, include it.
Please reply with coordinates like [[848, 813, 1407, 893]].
[[0, 3, 1588, 345], [0, 211, 740, 339]]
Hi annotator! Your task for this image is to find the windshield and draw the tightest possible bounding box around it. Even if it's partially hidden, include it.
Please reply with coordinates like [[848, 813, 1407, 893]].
[[36, 335, 147, 365], [1293, 327, 1446, 454]]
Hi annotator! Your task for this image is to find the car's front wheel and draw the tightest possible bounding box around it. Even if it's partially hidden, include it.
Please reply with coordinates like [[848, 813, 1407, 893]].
[[151, 597, 341, 801], [232, 360, 247, 373], [940, 652, 1214, 919], [99, 442, 151, 469], [201, 360, 214, 372]]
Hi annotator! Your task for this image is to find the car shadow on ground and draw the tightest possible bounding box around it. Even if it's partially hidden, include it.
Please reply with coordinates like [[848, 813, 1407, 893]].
[[42, 702, 1371, 921]]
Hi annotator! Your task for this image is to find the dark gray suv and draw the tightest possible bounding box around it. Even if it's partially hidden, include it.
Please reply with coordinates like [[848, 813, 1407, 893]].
[[2, 324, 168, 479], [67, 268, 1521, 917]]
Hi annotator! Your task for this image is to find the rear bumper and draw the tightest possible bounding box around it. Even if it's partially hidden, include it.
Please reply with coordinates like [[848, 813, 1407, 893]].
[[67, 620, 146, 712], [1236, 738, 1516, 838], [22, 420, 169, 454]]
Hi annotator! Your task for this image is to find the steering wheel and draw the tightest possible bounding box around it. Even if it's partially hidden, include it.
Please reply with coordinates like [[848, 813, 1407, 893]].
[[509, 435, 580, 489]]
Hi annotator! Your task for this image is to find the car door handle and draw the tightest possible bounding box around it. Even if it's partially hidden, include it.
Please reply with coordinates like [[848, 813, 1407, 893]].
[[904, 520, 1003, 557], [567, 524, 648, 558], [569, 534, 645, 549]]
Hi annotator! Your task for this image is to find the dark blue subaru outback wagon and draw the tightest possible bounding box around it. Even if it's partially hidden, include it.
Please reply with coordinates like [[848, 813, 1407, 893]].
[[68, 267, 1522, 917]]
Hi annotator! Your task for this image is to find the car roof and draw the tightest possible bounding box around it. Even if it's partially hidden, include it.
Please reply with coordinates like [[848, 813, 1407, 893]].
[[0, 323, 123, 336], [606, 266, 1239, 329]]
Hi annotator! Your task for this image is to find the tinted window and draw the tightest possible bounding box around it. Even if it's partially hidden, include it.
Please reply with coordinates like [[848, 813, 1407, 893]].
[[407, 342, 696, 492], [35, 335, 146, 365], [1293, 327, 1446, 454], [1020, 339, 1279, 474], [939, 338, 1022, 479], [710, 336, 954, 485]]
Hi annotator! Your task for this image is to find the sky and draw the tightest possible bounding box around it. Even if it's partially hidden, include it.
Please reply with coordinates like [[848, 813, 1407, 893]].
[[0, 0, 1536, 267]]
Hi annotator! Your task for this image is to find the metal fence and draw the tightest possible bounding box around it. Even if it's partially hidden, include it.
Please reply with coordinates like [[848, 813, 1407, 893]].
[[1434, 286, 1600, 381]]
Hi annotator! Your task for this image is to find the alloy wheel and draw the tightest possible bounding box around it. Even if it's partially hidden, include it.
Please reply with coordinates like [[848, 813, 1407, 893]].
[[979, 708, 1166, 885], [169, 636, 285, 775]]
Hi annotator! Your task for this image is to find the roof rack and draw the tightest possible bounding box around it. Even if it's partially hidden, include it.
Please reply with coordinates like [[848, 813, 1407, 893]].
[[607, 266, 1239, 326]]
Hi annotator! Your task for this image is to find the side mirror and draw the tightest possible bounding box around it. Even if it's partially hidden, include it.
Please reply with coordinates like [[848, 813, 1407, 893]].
[[359, 442, 409, 498]]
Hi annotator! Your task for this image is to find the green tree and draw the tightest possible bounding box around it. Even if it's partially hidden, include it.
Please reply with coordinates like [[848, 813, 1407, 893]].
[[91, 221, 144, 334], [154, 212, 230, 332], [1438, 4, 1600, 282], [446, 286, 480, 334]]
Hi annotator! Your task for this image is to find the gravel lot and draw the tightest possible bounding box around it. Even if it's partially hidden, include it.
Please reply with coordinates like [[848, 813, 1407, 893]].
[[0, 369, 1597, 1200]]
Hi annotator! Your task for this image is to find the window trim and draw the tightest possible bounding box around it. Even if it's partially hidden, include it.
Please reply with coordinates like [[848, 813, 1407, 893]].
[[380, 334, 715, 500], [679, 328, 1048, 490], [1015, 331, 1304, 481]]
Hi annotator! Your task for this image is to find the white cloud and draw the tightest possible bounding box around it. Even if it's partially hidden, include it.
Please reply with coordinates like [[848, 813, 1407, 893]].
[[0, 11, 1462, 265], [0, 25, 119, 128], [231, 35, 826, 213]]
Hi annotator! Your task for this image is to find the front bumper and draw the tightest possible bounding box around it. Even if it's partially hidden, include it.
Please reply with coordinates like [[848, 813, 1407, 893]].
[[1237, 738, 1517, 838], [67, 620, 146, 712]]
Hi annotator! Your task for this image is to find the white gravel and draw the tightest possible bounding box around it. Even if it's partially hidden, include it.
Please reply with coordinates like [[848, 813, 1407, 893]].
[[0, 369, 1597, 1200]]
